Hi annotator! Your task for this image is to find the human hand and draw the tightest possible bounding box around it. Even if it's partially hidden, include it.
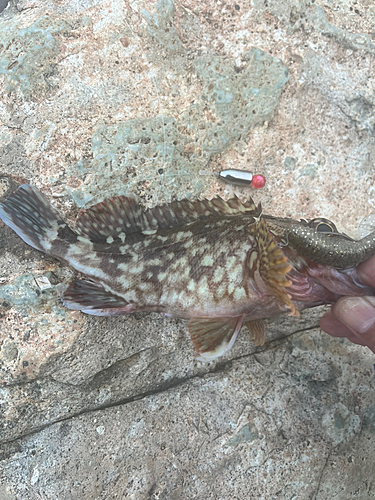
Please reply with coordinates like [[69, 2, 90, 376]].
[[320, 255, 375, 353]]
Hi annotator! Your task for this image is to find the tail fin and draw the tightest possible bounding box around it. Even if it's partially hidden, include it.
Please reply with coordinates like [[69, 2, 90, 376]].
[[0, 184, 68, 254]]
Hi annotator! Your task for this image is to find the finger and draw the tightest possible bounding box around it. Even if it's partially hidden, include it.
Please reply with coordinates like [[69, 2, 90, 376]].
[[319, 311, 354, 338], [332, 296, 375, 334], [357, 255, 375, 287], [320, 311, 375, 351], [331, 297, 375, 352]]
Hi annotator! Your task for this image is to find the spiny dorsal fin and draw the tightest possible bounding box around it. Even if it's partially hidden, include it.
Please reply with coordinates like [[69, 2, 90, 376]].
[[257, 217, 299, 317], [76, 195, 261, 244], [75, 196, 152, 243]]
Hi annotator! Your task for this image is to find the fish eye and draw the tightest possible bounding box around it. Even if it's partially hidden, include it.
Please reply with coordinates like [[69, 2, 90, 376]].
[[308, 218, 337, 233], [316, 223, 334, 232]]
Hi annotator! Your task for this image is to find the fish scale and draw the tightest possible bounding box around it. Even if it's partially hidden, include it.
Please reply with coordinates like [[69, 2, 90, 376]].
[[1, 184, 375, 361]]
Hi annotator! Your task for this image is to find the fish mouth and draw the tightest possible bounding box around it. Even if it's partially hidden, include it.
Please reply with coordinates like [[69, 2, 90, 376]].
[[286, 261, 375, 311]]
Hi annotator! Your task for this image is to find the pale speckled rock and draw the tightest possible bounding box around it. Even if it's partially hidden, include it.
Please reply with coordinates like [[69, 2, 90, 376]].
[[0, 330, 374, 499], [0, 0, 375, 498]]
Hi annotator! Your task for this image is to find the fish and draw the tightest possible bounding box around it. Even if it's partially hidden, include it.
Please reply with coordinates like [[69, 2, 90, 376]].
[[1, 184, 375, 361]]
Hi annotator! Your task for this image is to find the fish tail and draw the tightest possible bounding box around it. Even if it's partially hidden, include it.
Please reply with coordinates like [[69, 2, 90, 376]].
[[0, 184, 75, 254]]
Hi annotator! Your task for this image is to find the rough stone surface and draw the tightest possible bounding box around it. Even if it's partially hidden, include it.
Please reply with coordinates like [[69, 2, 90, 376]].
[[0, 0, 374, 498]]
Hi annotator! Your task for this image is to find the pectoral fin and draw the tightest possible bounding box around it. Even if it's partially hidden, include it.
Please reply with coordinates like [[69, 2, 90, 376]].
[[59, 279, 134, 316], [245, 319, 265, 346], [257, 216, 299, 317], [188, 315, 245, 361]]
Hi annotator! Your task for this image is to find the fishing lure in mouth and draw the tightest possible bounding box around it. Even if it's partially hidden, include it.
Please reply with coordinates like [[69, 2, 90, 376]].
[[218, 169, 266, 189], [286, 219, 375, 268], [1, 184, 375, 361]]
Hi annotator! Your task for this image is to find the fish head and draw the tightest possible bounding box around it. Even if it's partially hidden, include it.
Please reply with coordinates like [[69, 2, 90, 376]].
[[261, 214, 375, 306]]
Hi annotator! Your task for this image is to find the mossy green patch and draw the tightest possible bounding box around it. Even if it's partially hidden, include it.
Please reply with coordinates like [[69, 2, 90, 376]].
[[0, 15, 72, 98], [68, 47, 288, 206]]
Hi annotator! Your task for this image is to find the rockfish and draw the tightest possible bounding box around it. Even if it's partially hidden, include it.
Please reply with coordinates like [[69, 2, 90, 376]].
[[1, 185, 375, 360]]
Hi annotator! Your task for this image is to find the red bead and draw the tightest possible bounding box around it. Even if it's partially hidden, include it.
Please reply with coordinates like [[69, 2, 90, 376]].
[[250, 174, 266, 189]]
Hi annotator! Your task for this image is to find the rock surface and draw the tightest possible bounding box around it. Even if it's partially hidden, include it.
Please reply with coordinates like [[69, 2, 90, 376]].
[[0, 0, 374, 498]]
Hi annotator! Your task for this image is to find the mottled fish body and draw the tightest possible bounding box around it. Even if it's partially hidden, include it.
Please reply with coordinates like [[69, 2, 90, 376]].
[[1, 185, 375, 360]]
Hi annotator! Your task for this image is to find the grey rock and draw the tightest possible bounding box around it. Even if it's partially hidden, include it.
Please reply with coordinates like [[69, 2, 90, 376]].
[[0, 329, 374, 499], [0, 0, 9, 14]]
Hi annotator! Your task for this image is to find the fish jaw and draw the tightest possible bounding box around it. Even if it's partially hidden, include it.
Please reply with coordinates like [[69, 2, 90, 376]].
[[306, 263, 375, 298], [283, 261, 375, 314]]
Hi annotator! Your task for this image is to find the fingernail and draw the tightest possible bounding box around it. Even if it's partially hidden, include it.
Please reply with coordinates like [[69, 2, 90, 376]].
[[334, 297, 375, 334]]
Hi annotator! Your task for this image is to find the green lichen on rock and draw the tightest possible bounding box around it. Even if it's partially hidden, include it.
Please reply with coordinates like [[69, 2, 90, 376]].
[[310, 5, 375, 56], [0, 273, 63, 316], [67, 49, 288, 206], [0, 15, 72, 98], [322, 402, 361, 445], [228, 423, 259, 447], [192, 49, 289, 152], [143, 0, 183, 56], [63, 0, 288, 207]]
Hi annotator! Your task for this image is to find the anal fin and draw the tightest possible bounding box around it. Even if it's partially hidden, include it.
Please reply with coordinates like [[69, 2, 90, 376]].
[[245, 319, 265, 346], [188, 315, 245, 361], [59, 280, 134, 316]]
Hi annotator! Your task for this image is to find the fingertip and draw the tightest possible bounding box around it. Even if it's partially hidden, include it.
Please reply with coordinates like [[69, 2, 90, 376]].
[[319, 311, 353, 338], [323, 298, 375, 352], [357, 255, 375, 287], [332, 296, 375, 335]]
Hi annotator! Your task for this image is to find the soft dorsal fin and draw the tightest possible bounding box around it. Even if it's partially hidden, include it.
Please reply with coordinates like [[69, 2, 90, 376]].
[[256, 217, 299, 317], [75, 196, 152, 243], [76, 195, 261, 244]]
